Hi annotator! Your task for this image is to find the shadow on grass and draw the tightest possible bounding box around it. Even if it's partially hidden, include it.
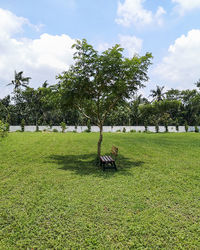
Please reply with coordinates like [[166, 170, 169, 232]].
[[47, 153, 144, 177]]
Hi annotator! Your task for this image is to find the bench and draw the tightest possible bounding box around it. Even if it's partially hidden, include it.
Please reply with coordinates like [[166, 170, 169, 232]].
[[100, 146, 118, 171]]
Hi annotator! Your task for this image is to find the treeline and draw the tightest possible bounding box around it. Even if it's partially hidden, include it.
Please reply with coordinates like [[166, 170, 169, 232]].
[[0, 71, 200, 127]]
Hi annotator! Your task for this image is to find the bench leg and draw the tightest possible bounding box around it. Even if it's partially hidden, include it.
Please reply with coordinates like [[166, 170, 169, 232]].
[[101, 161, 117, 171], [113, 161, 117, 171]]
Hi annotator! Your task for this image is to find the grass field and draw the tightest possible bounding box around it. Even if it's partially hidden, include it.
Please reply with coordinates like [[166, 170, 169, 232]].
[[0, 132, 200, 249]]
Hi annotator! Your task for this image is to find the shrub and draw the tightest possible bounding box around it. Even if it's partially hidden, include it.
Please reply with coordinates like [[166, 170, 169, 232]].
[[49, 120, 53, 129], [164, 124, 168, 133], [116, 129, 121, 132], [195, 126, 199, 133], [84, 128, 91, 133], [0, 120, 8, 138], [21, 119, 25, 132], [122, 127, 126, 133], [87, 119, 91, 133], [5, 122, 10, 132], [175, 119, 179, 132], [155, 122, 159, 133], [184, 121, 188, 132], [130, 129, 136, 133], [53, 128, 58, 132], [144, 120, 148, 132], [35, 124, 39, 132], [60, 122, 67, 133]]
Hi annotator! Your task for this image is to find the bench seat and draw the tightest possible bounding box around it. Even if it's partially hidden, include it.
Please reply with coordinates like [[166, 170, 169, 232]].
[[100, 146, 118, 171]]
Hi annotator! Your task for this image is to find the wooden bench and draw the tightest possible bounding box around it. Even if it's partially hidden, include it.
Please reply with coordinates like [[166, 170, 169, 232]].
[[100, 146, 118, 171]]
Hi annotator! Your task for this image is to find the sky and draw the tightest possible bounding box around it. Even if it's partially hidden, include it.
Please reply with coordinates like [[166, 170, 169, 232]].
[[0, 0, 200, 98]]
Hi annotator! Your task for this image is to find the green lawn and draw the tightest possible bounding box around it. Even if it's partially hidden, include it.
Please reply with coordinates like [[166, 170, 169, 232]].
[[0, 132, 200, 249]]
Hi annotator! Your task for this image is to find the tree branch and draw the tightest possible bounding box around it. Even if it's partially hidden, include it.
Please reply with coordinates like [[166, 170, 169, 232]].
[[75, 104, 91, 120]]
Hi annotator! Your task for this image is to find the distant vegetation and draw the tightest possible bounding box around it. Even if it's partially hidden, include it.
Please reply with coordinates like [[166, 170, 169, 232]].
[[1, 40, 200, 129], [1, 78, 200, 128]]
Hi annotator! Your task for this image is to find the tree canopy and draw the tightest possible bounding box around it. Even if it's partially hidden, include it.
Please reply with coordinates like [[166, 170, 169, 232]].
[[57, 39, 152, 156]]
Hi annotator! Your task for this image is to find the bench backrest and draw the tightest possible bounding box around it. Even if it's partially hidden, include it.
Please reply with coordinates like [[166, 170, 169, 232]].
[[111, 146, 118, 159]]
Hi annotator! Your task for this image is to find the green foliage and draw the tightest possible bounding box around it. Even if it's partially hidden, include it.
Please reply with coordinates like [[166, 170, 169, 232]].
[[35, 124, 39, 132], [122, 127, 126, 133], [175, 119, 179, 132], [7, 70, 31, 90], [60, 122, 67, 133], [155, 122, 159, 133], [144, 120, 148, 132], [87, 119, 91, 133], [2, 69, 200, 129], [184, 121, 188, 132], [161, 113, 170, 132], [5, 122, 10, 132], [58, 39, 152, 156], [58, 40, 152, 121], [130, 129, 136, 133], [49, 120, 53, 129], [0, 120, 8, 138], [84, 129, 91, 133], [21, 119, 25, 132], [194, 126, 199, 133], [150, 85, 165, 102], [53, 128, 58, 132]]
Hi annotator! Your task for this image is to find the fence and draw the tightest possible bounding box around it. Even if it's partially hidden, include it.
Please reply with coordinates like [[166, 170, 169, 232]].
[[9, 126, 200, 133]]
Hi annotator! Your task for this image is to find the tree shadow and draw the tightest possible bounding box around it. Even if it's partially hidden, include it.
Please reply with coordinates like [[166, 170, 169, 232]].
[[47, 153, 145, 178]]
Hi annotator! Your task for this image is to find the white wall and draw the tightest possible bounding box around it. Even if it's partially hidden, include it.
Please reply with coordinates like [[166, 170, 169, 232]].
[[9, 125, 200, 133]]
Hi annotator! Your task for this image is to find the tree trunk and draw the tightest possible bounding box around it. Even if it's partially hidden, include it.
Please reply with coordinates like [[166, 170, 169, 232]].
[[36, 113, 38, 131], [97, 124, 103, 158]]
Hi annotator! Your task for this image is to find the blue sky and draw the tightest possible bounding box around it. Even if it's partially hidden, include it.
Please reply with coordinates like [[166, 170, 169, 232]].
[[0, 0, 200, 98]]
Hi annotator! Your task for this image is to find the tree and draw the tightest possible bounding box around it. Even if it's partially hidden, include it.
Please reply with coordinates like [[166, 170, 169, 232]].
[[181, 89, 200, 125], [130, 94, 149, 125], [58, 39, 152, 158], [8, 71, 31, 90], [0, 95, 11, 122], [195, 79, 200, 89], [150, 85, 165, 102], [165, 88, 181, 101], [0, 120, 8, 138]]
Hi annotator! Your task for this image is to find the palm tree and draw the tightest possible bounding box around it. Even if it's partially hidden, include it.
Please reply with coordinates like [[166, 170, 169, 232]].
[[7, 71, 31, 90], [42, 80, 48, 88], [150, 85, 165, 102], [195, 79, 200, 89]]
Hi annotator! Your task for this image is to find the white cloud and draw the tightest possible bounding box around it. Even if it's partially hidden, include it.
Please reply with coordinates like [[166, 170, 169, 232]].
[[97, 42, 111, 52], [119, 35, 143, 57], [0, 8, 28, 38], [115, 0, 166, 27], [0, 8, 75, 98], [154, 29, 200, 89], [97, 35, 143, 58], [172, 0, 200, 15], [155, 7, 166, 26]]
